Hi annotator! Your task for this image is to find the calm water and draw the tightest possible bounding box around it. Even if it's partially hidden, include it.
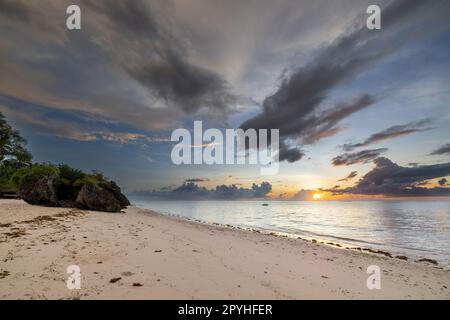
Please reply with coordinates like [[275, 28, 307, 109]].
[[130, 199, 450, 265]]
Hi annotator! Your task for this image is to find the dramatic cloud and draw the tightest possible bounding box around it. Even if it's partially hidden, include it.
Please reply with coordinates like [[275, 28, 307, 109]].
[[328, 157, 450, 197], [86, 0, 237, 113], [240, 0, 440, 162], [130, 181, 272, 200], [338, 171, 358, 182], [0, 0, 30, 19], [185, 178, 210, 183], [0, 98, 171, 145], [342, 119, 432, 151], [0, 0, 237, 141], [430, 143, 450, 156], [332, 148, 387, 166], [278, 141, 305, 163], [438, 178, 448, 186]]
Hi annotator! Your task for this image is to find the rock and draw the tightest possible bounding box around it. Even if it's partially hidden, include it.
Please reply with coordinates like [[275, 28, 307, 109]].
[[18, 174, 60, 207], [104, 181, 130, 208], [17, 169, 129, 212], [75, 183, 122, 212]]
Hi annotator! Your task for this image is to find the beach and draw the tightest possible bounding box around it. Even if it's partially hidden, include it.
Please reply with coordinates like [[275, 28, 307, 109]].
[[0, 200, 449, 300]]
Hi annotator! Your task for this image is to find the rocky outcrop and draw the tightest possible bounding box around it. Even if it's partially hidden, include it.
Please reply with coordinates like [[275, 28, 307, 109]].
[[75, 183, 126, 213], [18, 174, 60, 207], [104, 181, 130, 208], [18, 176, 129, 213]]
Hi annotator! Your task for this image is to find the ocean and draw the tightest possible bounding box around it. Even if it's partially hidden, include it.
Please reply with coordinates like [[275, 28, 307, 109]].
[[129, 199, 450, 265]]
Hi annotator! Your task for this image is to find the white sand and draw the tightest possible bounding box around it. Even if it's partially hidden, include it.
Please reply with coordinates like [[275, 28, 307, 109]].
[[0, 199, 449, 299]]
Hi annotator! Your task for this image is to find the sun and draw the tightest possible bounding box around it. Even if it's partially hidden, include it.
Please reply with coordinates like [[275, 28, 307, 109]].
[[313, 193, 323, 200]]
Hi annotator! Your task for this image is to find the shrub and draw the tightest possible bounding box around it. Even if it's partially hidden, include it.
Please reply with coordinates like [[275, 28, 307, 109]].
[[11, 163, 59, 188], [58, 164, 86, 185]]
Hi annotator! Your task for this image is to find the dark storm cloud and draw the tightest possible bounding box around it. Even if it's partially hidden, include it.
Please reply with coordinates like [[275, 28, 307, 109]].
[[430, 143, 450, 156], [240, 0, 437, 162], [338, 171, 358, 182], [130, 181, 272, 200], [328, 157, 450, 197], [342, 119, 432, 151], [0, 0, 31, 19], [85, 0, 236, 114], [185, 178, 210, 183], [0, 0, 236, 141], [278, 142, 305, 163], [85, 0, 159, 36], [438, 178, 448, 186], [126, 56, 236, 113], [332, 148, 388, 166], [0, 0, 66, 41]]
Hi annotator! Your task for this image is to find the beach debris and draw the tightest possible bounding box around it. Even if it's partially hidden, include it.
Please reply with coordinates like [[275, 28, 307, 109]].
[[417, 258, 438, 265], [262, 203, 269, 206], [362, 248, 393, 258], [121, 271, 134, 277], [154, 250, 162, 253], [321, 275, 329, 279], [132, 282, 143, 287], [0, 270, 10, 279], [3, 229, 28, 239], [395, 255, 408, 260], [109, 277, 122, 283]]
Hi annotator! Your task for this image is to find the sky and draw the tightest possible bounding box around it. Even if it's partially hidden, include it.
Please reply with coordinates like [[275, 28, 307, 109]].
[[0, 0, 450, 200]]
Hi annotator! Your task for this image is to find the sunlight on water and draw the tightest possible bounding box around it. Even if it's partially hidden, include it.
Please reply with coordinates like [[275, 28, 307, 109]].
[[130, 199, 450, 264]]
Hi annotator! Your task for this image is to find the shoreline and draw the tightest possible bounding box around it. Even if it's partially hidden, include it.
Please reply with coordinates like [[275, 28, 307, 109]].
[[133, 203, 449, 268], [1, 200, 449, 299]]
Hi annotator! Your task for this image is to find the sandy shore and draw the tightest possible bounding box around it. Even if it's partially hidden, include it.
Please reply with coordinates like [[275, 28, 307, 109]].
[[0, 199, 449, 299]]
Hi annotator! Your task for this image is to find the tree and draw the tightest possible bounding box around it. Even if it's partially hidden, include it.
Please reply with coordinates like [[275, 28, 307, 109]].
[[0, 112, 32, 166], [0, 112, 32, 194]]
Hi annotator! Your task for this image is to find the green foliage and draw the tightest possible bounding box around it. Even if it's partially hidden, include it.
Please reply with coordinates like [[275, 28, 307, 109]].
[[0, 112, 32, 166], [0, 164, 17, 193], [11, 164, 59, 188], [0, 112, 110, 197], [0, 112, 33, 194], [58, 164, 86, 185]]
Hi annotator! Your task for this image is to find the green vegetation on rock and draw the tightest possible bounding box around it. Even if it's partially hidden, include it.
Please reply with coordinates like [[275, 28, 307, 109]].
[[0, 112, 129, 212]]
